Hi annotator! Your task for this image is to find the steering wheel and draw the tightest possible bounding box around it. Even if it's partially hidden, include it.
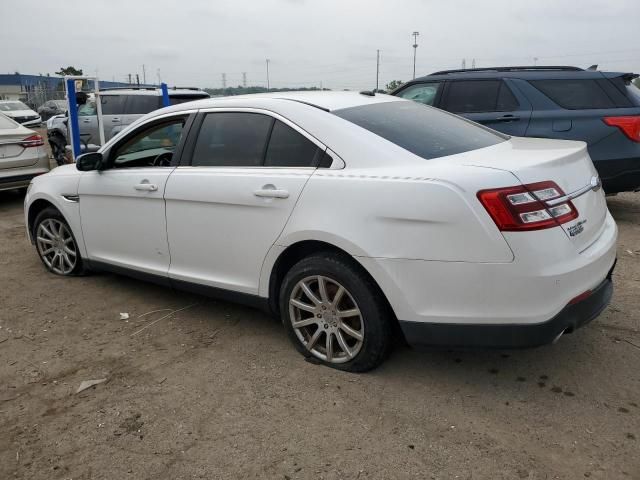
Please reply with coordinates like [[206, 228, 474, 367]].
[[152, 152, 173, 167]]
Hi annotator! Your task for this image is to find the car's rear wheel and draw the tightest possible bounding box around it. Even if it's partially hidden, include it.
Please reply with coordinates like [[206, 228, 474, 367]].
[[33, 208, 84, 276], [280, 253, 391, 372]]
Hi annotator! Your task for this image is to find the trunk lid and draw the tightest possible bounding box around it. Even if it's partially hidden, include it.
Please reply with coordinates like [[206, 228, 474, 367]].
[[0, 124, 40, 169], [455, 137, 608, 252]]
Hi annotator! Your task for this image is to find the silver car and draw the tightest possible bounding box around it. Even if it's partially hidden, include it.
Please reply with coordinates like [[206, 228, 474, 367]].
[[0, 113, 49, 191]]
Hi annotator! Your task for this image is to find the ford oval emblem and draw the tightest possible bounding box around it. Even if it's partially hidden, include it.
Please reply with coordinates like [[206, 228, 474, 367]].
[[590, 176, 602, 192]]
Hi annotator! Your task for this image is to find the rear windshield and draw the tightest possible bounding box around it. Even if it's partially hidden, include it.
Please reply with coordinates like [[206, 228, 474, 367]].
[[626, 82, 640, 104], [169, 95, 209, 106], [333, 101, 507, 160]]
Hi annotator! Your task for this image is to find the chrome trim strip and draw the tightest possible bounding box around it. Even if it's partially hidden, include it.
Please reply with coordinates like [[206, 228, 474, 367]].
[[545, 176, 601, 207]]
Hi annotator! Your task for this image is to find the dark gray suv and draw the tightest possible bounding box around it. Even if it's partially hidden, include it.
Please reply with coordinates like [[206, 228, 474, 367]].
[[392, 66, 640, 193]]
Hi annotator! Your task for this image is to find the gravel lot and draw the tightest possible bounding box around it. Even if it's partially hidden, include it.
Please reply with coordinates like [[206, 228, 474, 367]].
[[0, 145, 639, 479]]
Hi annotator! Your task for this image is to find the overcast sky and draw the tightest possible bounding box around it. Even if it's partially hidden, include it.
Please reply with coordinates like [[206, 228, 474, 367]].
[[2, 0, 639, 90]]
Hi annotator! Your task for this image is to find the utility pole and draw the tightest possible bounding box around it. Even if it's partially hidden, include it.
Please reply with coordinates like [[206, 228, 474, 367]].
[[533, 57, 539, 66], [156, 69, 162, 85], [136, 73, 140, 86], [242, 72, 247, 88], [128, 73, 132, 85], [376, 49, 380, 92], [472, 58, 476, 69], [222, 73, 227, 88], [142, 64, 146, 84], [266, 59, 270, 90], [462, 58, 466, 69], [412, 31, 420, 79]]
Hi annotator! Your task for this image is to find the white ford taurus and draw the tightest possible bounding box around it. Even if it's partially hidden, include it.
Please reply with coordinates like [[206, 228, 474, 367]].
[[24, 91, 617, 372]]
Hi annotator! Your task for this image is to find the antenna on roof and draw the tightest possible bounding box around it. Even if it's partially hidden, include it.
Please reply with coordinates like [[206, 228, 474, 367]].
[[359, 90, 375, 97], [587, 64, 598, 71]]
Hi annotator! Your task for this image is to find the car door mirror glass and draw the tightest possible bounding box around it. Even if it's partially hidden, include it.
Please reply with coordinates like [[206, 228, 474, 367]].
[[76, 152, 103, 171]]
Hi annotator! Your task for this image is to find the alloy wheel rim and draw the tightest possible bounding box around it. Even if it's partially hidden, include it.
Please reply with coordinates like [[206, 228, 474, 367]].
[[289, 275, 364, 364], [36, 219, 77, 275]]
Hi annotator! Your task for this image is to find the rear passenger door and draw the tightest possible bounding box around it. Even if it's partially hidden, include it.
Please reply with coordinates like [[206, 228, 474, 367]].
[[164, 110, 327, 295], [440, 79, 531, 136]]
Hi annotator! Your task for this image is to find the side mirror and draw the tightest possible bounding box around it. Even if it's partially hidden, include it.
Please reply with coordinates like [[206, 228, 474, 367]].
[[76, 152, 103, 171]]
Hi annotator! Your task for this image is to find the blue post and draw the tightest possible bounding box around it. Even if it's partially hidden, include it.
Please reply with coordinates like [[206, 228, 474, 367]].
[[161, 82, 170, 107], [66, 79, 81, 160]]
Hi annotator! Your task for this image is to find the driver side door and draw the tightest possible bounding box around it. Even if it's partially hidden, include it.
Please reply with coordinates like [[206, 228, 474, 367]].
[[78, 113, 192, 278]]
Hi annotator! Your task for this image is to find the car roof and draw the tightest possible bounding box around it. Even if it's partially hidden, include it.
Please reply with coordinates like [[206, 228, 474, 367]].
[[410, 66, 631, 82], [157, 91, 401, 114], [100, 88, 209, 97]]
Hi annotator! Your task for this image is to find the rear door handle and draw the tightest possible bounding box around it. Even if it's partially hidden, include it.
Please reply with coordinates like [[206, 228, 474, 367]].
[[134, 183, 158, 192], [111, 117, 121, 122], [494, 115, 520, 122], [254, 187, 289, 199]]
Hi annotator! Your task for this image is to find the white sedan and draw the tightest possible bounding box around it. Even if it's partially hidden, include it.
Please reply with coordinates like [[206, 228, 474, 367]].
[[24, 92, 617, 372]]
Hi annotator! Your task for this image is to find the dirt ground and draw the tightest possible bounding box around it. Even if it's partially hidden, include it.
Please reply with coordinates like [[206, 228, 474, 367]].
[[0, 146, 639, 479]]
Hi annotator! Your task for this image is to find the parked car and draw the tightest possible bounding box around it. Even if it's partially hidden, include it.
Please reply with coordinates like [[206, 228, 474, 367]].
[[0, 112, 49, 191], [392, 66, 640, 194], [0, 100, 41, 127], [38, 100, 67, 121], [25, 92, 617, 372]]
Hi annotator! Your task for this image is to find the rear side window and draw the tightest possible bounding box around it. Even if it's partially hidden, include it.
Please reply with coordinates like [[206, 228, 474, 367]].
[[100, 95, 127, 115], [264, 120, 321, 167], [191, 113, 273, 167], [530, 79, 617, 109], [333, 101, 507, 160], [125, 95, 161, 114], [395, 82, 442, 106], [442, 80, 519, 113]]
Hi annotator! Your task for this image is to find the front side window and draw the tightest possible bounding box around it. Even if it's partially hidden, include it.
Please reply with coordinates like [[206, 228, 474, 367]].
[[333, 101, 507, 160], [78, 100, 96, 116], [110, 118, 185, 168], [191, 113, 273, 167], [395, 82, 442, 106]]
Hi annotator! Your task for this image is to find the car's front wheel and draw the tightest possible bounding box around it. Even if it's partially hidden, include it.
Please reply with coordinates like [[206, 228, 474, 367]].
[[33, 207, 85, 276], [280, 253, 392, 372]]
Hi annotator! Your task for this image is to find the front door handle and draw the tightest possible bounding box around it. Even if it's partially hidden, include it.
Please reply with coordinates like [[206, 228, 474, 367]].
[[134, 183, 158, 192], [254, 186, 289, 199]]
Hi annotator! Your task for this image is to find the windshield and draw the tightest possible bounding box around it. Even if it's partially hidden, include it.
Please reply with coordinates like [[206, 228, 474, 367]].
[[333, 100, 508, 160], [0, 101, 29, 112]]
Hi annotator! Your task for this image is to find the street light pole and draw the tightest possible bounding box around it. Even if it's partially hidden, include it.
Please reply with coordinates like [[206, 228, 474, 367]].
[[266, 59, 270, 90], [376, 49, 380, 92], [412, 31, 420, 79]]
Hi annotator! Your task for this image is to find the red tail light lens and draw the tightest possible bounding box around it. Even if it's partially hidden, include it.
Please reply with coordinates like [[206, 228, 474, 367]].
[[21, 134, 44, 148], [477, 181, 578, 232], [603, 116, 640, 142]]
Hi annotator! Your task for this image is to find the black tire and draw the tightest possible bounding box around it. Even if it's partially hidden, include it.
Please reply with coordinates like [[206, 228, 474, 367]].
[[33, 207, 86, 276], [279, 252, 392, 372]]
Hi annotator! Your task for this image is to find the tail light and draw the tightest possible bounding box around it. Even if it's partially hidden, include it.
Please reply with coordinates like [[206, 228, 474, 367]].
[[20, 134, 44, 148], [477, 181, 578, 232], [603, 116, 640, 142]]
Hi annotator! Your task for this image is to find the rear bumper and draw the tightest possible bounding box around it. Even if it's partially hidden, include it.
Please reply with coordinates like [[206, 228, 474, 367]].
[[594, 157, 640, 193], [0, 170, 48, 191], [399, 267, 614, 348]]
